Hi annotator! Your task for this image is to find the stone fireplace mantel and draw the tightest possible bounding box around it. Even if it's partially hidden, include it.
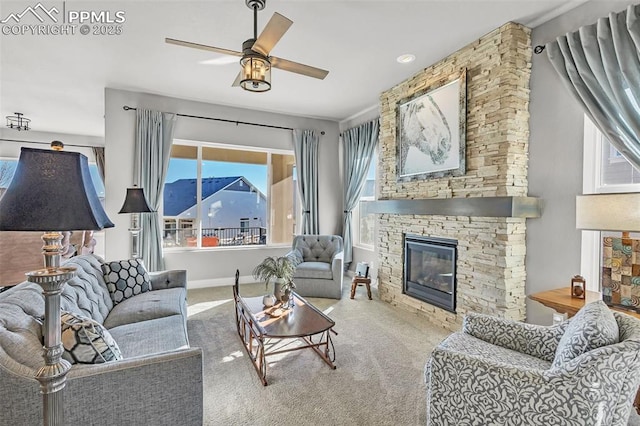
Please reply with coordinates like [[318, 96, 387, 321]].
[[361, 196, 541, 218]]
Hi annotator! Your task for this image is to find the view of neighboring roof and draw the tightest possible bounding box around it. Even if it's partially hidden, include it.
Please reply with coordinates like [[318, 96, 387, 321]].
[[164, 176, 251, 216]]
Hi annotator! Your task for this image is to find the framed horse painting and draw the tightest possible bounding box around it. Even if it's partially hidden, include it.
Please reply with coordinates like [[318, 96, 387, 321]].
[[396, 69, 466, 182]]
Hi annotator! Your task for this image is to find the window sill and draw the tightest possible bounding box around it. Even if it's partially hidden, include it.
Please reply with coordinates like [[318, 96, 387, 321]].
[[353, 244, 374, 252], [163, 243, 291, 253]]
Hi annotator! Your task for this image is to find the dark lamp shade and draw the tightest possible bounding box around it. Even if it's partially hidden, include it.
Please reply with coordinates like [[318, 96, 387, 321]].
[[119, 187, 154, 213], [0, 147, 114, 231]]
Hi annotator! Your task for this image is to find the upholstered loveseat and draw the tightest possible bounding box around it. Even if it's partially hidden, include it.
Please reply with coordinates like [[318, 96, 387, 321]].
[[0, 254, 202, 426], [425, 301, 640, 425], [287, 235, 344, 299]]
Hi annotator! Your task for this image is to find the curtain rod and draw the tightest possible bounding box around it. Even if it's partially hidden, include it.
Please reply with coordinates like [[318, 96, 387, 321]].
[[0, 138, 99, 149], [122, 106, 325, 135]]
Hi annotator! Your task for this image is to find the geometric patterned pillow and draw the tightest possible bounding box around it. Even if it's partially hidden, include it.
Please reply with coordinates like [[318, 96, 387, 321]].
[[552, 300, 619, 368], [60, 311, 123, 364], [101, 259, 152, 306]]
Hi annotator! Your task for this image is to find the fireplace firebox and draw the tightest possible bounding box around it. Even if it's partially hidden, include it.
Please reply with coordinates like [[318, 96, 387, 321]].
[[403, 235, 457, 312]]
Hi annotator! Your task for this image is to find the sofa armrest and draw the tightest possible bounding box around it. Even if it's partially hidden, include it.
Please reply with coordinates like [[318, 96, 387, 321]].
[[462, 312, 567, 362], [66, 348, 203, 425], [149, 270, 187, 290], [331, 250, 344, 280]]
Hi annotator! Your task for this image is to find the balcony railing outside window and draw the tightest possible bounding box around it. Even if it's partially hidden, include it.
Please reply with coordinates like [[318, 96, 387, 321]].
[[163, 226, 267, 248]]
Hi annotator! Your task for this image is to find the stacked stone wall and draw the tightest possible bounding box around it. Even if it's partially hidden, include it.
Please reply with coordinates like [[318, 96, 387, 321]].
[[377, 23, 531, 330]]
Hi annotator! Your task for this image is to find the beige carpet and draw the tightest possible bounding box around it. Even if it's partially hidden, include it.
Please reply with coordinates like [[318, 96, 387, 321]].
[[186, 283, 640, 426]]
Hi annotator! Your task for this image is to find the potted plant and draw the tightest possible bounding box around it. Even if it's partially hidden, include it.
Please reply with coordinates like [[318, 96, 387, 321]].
[[252, 256, 296, 304]]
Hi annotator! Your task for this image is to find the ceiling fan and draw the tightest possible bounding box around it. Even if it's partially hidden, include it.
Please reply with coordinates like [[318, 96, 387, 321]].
[[165, 0, 329, 93]]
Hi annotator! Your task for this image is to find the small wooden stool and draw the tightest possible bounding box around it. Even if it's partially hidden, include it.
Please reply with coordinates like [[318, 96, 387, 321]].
[[351, 276, 372, 300]]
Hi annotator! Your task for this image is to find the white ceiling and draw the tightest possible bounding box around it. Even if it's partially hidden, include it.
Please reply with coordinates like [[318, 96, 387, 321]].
[[0, 0, 585, 137]]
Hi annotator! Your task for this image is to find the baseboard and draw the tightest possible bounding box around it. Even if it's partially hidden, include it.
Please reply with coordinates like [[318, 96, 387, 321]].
[[188, 275, 254, 289]]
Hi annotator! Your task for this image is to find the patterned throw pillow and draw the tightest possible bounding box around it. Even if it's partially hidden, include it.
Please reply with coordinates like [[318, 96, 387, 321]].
[[552, 300, 619, 368], [102, 259, 152, 305], [61, 311, 122, 364]]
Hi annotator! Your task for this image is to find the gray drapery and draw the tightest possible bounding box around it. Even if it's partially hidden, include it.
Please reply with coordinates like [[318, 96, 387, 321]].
[[92, 147, 105, 182], [134, 109, 177, 271], [342, 119, 379, 266], [293, 129, 319, 234], [546, 4, 640, 170]]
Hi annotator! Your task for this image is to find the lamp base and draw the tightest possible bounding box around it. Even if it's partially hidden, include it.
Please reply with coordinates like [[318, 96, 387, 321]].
[[28, 267, 75, 426]]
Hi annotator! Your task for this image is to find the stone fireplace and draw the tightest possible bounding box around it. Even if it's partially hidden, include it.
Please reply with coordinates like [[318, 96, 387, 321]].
[[373, 22, 533, 331], [404, 235, 457, 313]]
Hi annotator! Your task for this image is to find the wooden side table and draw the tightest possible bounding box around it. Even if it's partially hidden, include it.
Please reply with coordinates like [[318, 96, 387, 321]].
[[529, 287, 640, 414], [529, 287, 640, 320], [350, 276, 372, 300]]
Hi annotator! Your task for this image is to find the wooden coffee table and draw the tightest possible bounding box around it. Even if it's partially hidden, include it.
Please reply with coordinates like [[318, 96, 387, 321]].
[[233, 283, 336, 386]]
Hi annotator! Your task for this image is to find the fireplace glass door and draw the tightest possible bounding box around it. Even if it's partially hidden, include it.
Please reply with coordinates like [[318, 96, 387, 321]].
[[403, 235, 457, 312]]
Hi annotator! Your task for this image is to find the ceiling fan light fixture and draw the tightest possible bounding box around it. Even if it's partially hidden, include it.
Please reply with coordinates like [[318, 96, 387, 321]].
[[240, 55, 271, 92]]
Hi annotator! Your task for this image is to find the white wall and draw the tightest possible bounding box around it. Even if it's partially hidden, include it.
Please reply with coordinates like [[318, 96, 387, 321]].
[[338, 105, 379, 278], [526, 0, 632, 324], [104, 88, 340, 283]]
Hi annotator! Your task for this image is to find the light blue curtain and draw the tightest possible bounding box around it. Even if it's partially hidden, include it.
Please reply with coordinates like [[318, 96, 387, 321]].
[[293, 129, 319, 234], [342, 119, 379, 266], [134, 109, 177, 271], [546, 4, 640, 170]]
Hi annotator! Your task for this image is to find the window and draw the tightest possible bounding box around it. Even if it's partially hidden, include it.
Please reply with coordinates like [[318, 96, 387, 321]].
[[581, 117, 640, 290], [162, 142, 296, 249], [353, 151, 377, 248]]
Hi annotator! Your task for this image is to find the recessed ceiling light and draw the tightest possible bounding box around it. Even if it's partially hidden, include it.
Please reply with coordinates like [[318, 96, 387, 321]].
[[397, 54, 416, 64]]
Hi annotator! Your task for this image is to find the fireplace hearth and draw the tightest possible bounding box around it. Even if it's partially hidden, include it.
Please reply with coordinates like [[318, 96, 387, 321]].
[[403, 235, 457, 312]]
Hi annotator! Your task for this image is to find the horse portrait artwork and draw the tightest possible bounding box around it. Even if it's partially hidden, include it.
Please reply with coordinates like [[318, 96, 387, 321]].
[[396, 71, 466, 181]]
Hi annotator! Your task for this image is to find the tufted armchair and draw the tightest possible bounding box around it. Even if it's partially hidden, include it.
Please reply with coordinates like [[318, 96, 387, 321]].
[[286, 235, 344, 299], [425, 301, 640, 425]]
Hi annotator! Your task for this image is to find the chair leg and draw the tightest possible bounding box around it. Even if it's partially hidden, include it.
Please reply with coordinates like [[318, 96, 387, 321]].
[[350, 281, 356, 299]]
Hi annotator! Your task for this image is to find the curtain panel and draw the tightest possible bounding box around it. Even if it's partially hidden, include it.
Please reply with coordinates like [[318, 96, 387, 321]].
[[134, 109, 177, 271], [293, 129, 319, 234], [92, 147, 106, 182], [546, 4, 640, 170], [342, 119, 379, 266]]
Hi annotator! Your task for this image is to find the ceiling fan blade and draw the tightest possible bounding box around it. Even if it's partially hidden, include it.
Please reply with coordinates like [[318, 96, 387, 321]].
[[251, 12, 293, 56], [270, 56, 329, 80], [232, 71, 242, 87], [165, 38, 242, 57]]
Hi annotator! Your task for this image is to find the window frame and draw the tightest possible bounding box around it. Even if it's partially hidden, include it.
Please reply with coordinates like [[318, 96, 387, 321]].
[[162, 139, 298, 251]]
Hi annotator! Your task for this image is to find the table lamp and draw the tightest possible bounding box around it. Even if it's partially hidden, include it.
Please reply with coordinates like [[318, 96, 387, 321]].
[[118, 185, 154, 258], [576, 193, 640, 309], [576, 193, 640, 236], [0, 146, 114, 426]]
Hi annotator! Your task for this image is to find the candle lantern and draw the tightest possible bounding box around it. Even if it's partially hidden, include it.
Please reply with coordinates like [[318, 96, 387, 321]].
[[571, 275, 586, 299]]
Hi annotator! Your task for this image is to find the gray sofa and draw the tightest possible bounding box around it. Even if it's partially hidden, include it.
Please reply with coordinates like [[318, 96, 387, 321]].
[[0, 254, 202, 426], [287, 235, 344, 299], [425, 301, 640, 425]]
